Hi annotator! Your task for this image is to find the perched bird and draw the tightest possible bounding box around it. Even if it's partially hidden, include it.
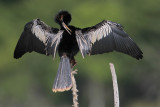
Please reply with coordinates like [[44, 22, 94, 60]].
[[14, 10, 143, 92]]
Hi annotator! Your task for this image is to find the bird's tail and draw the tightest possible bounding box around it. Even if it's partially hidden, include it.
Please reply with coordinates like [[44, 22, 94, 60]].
[[52, 55, 72, 92]]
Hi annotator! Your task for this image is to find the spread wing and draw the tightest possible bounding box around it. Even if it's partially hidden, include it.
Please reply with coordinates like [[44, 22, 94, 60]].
[[75, 20, 143, 59], [14, 19, 64, 59]]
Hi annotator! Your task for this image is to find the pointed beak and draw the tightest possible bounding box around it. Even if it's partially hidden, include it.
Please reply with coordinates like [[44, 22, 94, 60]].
[[62, 22, 72, 35]]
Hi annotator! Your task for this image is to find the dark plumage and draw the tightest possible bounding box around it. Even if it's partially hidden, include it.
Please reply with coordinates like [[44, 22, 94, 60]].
[[14, 10, 143, 92]]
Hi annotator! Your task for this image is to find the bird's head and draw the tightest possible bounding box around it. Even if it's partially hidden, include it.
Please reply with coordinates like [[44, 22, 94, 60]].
[[55, 10, 72, 34]]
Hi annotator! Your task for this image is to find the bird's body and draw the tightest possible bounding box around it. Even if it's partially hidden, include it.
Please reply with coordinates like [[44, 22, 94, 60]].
[[58, 26, 79, 62], [14, 10, 143, 92]]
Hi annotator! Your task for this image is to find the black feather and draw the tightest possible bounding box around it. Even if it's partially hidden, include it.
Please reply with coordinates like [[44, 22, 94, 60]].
[[14, 19, 63, 59], [75, 20, 143, 59]]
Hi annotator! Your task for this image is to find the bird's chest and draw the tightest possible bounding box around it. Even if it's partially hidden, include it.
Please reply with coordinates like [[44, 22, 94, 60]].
[[59, 33, 76, 48], [58, 33, 79, 57]]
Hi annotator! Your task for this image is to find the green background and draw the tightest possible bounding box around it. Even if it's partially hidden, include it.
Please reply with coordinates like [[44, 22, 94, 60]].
[[0, 0, 160, 107]]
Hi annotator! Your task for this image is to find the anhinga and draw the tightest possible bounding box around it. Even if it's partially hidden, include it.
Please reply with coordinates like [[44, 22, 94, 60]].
[[14, 10, 143, 92]]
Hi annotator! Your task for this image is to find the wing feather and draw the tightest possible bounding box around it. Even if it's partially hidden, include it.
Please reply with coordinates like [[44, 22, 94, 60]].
[[75, 20, 143, 59], [14, 19, 63, 59]]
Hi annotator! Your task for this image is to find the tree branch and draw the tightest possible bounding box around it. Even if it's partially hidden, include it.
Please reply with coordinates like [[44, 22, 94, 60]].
[[71, 69, 79, 107], [109, 63, 120, 107]]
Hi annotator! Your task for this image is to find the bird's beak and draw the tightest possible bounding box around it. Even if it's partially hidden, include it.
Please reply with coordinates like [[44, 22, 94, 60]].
[[62, 22, 72, 35]]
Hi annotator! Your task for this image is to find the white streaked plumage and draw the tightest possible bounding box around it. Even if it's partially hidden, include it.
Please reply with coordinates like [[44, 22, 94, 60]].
[[32, 20, 46, 44], [15, 18, 64, 59], [32, 19, 64, 58], [89, 22, 112, 44], [75, 30, 91, 58], [31, 19, 64, 50], [75, 21, 113, 57], [75, 20, 142, 59]]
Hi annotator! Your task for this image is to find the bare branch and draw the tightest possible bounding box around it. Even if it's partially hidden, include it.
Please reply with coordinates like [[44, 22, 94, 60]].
[[109, 63, 120, 107], [71, 69, 79, 107]]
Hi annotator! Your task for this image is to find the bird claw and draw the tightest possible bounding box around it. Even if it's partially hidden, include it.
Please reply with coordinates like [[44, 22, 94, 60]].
[[71, 59, 77, 68]]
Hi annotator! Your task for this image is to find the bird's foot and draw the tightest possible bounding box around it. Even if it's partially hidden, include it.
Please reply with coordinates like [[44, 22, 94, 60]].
[[71, 60, 77, 68]]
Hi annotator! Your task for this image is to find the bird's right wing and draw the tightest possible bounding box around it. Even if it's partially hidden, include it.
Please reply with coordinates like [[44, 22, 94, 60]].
[[14, 19, 64, 59]]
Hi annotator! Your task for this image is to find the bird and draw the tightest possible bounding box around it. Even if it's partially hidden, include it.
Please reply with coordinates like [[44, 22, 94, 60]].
[[14, 10, 143, 92]]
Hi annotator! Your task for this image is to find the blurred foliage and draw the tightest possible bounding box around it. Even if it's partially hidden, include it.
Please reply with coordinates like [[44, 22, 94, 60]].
[[0, 0, 160, 107]]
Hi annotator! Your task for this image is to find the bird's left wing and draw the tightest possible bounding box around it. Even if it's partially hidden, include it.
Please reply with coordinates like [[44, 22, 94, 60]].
[[75, 20, 143, 59], [14, 19, 64, 59]]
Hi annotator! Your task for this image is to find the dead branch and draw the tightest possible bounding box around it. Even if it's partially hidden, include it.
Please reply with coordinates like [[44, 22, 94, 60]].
[[71, 69, 79, 107], [109, 63, 120, 107]]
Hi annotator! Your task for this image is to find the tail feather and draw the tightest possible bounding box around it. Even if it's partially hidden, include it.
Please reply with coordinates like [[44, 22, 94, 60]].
[[52, 55, 72, 92]]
